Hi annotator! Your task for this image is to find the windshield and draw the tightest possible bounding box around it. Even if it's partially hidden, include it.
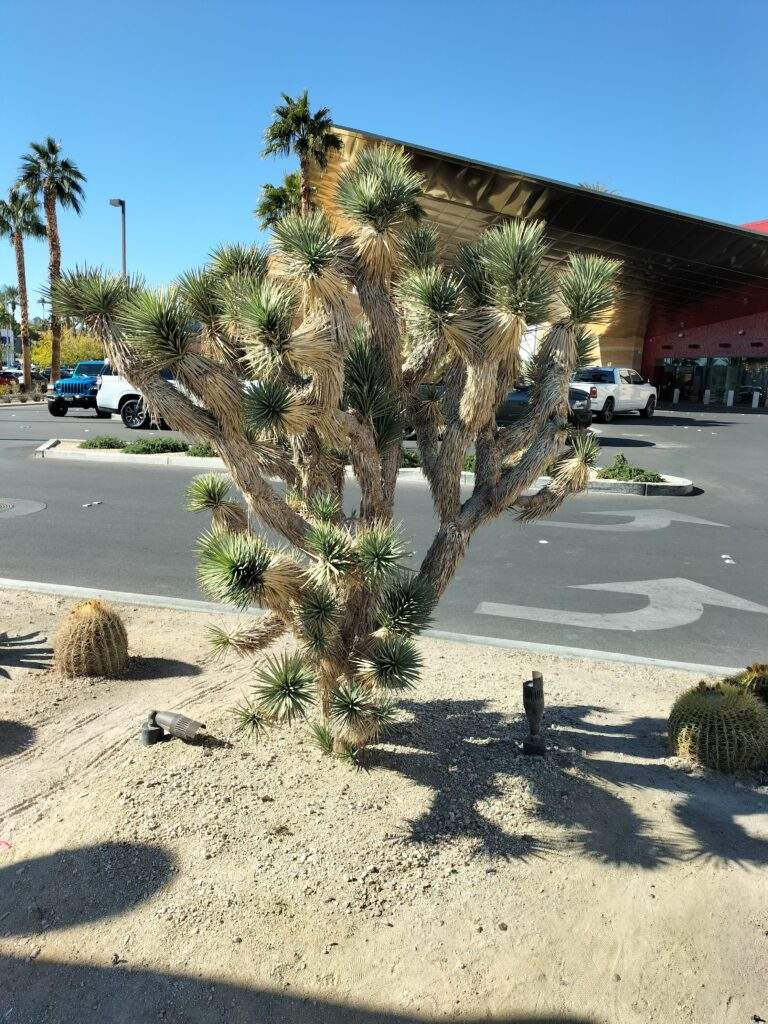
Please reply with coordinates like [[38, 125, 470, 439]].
[[74, 362, 105, 377], [573, 368, 614, 384]]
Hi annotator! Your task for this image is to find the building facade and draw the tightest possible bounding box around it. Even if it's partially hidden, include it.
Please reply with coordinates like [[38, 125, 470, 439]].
[[313, 128, 768, 404]]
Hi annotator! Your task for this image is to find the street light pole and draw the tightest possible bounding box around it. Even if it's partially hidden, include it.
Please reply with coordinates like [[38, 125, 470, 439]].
[[109, 198, 127, 278]]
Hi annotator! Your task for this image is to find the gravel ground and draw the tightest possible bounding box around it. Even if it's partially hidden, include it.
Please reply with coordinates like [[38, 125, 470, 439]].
[[1, 590, 767, 1024]]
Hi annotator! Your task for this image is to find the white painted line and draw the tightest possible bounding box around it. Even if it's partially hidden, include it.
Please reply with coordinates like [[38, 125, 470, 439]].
[[0, 577, 740, 676], [477, 578, 768, 632], [543, 509, 728, 533]]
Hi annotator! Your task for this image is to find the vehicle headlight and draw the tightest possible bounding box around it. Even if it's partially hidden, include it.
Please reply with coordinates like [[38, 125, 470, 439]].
[[46, 385, 54, 394], [572, 399, 587, 409]]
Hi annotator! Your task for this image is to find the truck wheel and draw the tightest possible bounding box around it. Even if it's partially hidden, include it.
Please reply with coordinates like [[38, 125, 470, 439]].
[[48, 398, 68, 417], [120, 398, 150, 429], [598, 398, 615, 423], [96, 409, 111, 419], [640, 396, 656, 418]]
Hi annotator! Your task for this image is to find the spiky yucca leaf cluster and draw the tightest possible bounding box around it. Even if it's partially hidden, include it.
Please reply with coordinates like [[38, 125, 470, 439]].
[[245, 378, 313, 436], [668, 681, 768, 773], [358, 633, 423, 691], [305, 521, 357, 586], [305, 490, 342, 523], [336, 145, 424, 235], [355, 521, 406, 585], [197, 530, 302, 611], [255, 652, 315, 724], [186, 473, 248, 533], [376, 574, 434, 635], [344, 331, 402, 452], [272, 209, 347, 304], [330, 682, 397, 746]]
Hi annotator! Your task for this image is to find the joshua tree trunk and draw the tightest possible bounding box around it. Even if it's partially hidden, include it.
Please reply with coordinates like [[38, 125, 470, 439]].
[[43, 186, 62, 384], [11, 235, 32, 391]]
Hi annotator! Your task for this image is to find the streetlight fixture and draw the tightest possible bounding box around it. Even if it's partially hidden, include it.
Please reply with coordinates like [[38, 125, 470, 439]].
[[109, 198, 127, 278]]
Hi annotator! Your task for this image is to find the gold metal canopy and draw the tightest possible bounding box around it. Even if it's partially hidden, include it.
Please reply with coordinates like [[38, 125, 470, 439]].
[[310, 126, 768, 369]]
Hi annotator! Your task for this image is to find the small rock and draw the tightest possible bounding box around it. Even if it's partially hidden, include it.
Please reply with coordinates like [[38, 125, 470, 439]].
[[498, 922, 508, 932]]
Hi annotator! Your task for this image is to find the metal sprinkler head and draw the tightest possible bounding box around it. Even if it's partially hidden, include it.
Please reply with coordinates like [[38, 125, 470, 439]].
[[140, 709, 206, 746], [522, 671, 546, 756]]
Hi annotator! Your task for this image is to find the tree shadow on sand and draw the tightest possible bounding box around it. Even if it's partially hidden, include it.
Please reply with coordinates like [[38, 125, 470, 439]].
[[366, 698, 768, 870], [0, 720, 36, 758], [0, 631, 51, 677], [0, 842, 599, 1023]]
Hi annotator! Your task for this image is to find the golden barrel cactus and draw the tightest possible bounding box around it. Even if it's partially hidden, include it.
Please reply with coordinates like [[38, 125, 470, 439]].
[[668, 681, 768, 773], [724, 663, 768, 706], [54, 599, 128, 678]]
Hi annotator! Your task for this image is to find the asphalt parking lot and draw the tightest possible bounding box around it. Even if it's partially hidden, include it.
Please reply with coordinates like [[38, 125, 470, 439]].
[[1, 402, 766, 670]]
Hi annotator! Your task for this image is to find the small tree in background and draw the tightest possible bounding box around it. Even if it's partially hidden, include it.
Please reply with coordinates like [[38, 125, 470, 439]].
[[30, 327, 103, 368], [255, 172, 303, 229], [0, 188, 46, 388], [55, 96, 618, 758], [262, 91, 341, 213], [19, 137, 86, 384]]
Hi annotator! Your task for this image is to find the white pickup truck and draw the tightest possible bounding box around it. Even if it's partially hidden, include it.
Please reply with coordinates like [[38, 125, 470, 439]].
[[571, 366, 657, 422], [96, 364, 177, 428]]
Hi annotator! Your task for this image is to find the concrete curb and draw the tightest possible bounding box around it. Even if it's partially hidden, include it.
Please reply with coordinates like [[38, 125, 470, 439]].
[[34, 440, 693, 495], [0, 576, 737, 676], [0, 400, 46, 409], [587, 470, 694, 496]]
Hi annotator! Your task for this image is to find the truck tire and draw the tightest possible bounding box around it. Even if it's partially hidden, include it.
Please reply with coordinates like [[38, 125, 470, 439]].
[[640, 396, 656, 418], [598, 397, 615, 423], [48, 398, 68, 417], [120, 398, 150, 429]]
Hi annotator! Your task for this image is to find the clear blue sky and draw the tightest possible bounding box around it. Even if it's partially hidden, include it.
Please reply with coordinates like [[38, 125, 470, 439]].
[[2, 0, 766, 316]]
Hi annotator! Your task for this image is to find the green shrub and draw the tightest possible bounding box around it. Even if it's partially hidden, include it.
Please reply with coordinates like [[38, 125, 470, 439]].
[[668, 681, 768, 773], [463, 453, 475, 472], [187, 440, 218, 458], [400, 447, 421, 468], [596, 452, 663, 483], [122, 436, 189, 455], [79, 436, 127, 450]]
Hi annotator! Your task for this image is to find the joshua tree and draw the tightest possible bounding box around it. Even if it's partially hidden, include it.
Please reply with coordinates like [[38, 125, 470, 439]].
[[0, 188, 46, 387], [19, 137, 86, 383], [54, 135, 618, 759], [255, 172, 303, 229], [263, 92, 341, 214]]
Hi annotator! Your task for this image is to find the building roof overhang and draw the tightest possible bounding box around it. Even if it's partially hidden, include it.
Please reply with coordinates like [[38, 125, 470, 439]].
[[312, 126, 768, 318]]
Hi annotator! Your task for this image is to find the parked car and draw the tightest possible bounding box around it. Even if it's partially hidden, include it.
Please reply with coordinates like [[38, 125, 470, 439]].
[[497, 386, 592, 429], [405, 383, 592, 436], [46, 360, 108, 417], [40, 366, 73, 382], [96, 365, 176, 428], [0, 369, 18, 386], [571, 366, 657, 422]]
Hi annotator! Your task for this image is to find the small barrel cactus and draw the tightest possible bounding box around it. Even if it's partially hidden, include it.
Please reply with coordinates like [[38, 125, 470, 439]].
[[668, 681, 768, 773], [723, 663, 768, 706], [54, 599, 129, 678]]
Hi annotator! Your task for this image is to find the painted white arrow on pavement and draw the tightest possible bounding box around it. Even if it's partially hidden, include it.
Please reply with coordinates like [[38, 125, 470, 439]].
[[476, 578, 768, 631], [540, 509, 728, 532]]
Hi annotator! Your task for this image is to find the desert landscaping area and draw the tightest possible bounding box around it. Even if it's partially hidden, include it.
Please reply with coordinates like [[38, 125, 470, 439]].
[[2, 589, 767, 1024]]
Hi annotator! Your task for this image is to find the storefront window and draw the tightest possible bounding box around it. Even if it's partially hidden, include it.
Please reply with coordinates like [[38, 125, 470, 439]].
[[653, 356, 768, 404]]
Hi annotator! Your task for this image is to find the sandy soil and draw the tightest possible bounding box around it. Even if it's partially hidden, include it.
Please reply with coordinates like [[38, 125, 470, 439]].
[[1, 589, 767, 1024]]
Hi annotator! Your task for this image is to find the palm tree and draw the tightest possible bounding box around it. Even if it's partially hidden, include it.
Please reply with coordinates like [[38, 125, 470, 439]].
[[0, 284, 19, 334], [578, 181, 620, 195], [262, 92, 341, 213], [254, 172, 303, 229], [19, 137, 86, 383], [0, 188, 46, 387]]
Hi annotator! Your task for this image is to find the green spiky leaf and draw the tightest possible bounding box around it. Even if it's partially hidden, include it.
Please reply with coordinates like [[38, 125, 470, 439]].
[[330, 681, 379, 743], [305, 521, 357, 584], [197, 529, 272, 607], [231, 696, 269, 739], [358, 634, 422, 690], [355, 521, 406, 585], [305, 490, 342, 523], [558, 253, 621, 326], [119, 288, 193, 371], [186, 473, 231, 514], [208, 243, 269, 282], [376, 575, 434, 636], [336, 145, 424, 232], [254, 651, 315, 724], [308, 719, 335, 755], [399, 222, 441, 271]]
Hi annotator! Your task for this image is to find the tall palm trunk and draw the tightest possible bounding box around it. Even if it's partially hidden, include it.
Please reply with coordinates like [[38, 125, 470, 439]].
[[11, 236, 31, 390], [298, 155, 312, 214], [43, 186, 62, 383]]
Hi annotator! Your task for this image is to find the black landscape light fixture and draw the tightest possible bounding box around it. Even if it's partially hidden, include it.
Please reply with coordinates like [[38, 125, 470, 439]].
[[141, 709, 206, 746], [109, 198, 127, 278]]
